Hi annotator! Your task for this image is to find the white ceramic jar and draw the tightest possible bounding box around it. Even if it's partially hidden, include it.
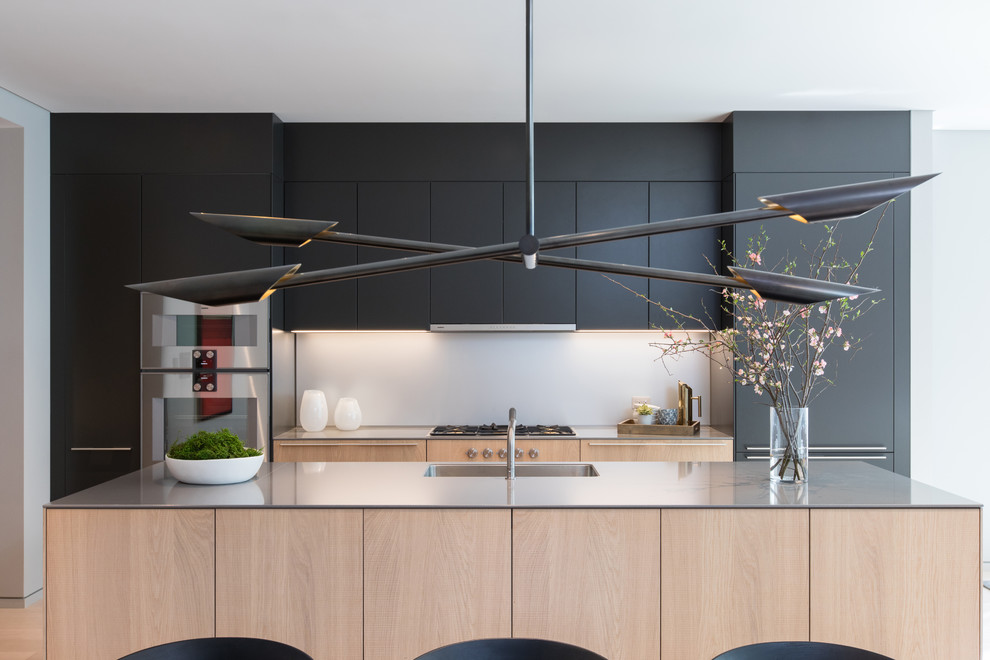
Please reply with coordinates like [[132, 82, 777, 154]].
[[334, 397, 362, 431], [299, 389, 329, 432]]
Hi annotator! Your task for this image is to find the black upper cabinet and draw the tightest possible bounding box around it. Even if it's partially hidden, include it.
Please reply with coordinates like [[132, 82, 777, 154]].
[[51, 174, 142, 499], [358, 182, 431, 329], [503, 182, 576, 324], [430, 182, 504, 324], [283, 182, 358, 330], [648, 181, 722, 329], [731, 172, 899, 454], [141, 174, 274, 282], [575, 182, 650, 329]]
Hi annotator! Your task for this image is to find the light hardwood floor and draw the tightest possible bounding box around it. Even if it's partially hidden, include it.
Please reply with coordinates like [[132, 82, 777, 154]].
[[0, 599, 43, 660]]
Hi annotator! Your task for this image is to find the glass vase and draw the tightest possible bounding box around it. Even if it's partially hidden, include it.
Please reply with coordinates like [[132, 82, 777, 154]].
[[770, 407, 808, 483]]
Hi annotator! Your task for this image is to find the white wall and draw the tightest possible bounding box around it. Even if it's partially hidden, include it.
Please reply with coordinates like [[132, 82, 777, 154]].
[[0, 87, 49, 607], [295, 331, 711, 426], [913, 129, 990, 555]]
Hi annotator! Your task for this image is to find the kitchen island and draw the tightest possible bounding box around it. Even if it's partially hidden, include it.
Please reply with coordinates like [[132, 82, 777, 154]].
[[44, 461, 980, 660]]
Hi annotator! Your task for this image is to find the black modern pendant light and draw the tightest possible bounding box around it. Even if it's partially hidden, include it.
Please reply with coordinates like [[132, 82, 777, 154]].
[[128, 0, 936, 308]]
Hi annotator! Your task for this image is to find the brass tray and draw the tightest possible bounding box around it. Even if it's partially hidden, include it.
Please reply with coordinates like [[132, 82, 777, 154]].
[[617, 419, 700, 436]]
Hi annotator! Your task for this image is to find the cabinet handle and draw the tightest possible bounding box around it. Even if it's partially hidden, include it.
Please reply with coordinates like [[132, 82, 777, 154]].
[[587, 442, 727, 447], [70, 447, 132, 451], [745, 455, 888, 460], [284, 442, 420, 447], [744, 446, 888, 452]]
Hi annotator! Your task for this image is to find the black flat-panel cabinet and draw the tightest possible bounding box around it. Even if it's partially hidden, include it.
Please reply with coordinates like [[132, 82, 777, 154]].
[[430, 182, 503, 324], [503, 182, 576, 324], [51, 174, 142, 498], [731, 172, 900, 467], [141, 174, 274, 282], [283, 182, 358, 329], [358, 182, 431, 329], [648, 181, 722, 328], [575, 182, 649, 329]]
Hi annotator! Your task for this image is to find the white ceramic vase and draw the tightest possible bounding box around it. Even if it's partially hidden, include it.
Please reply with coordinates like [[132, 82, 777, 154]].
[[299, 389, 329, 432], [334, 397, 362, 431]]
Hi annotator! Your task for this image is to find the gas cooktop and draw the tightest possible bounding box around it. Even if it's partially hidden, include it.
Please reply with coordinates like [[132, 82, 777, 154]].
[[430, 424, 576, 437]]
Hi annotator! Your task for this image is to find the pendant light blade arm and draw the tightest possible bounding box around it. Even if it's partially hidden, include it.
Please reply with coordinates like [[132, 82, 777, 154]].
[[758, 173, 937, 223], [283, 241, 521, 288], [191, 212, 337, 248], [126, 264, 301, 306]]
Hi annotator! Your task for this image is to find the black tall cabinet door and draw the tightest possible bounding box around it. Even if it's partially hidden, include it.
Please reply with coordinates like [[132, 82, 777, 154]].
[[430, 182, 503, 324], [283, 182, 358, 329], [358, 182, 431, 329], [648, 181, 722, 328], [51, 174, 142, 498], [503, 182, 576, 324], [732, 172, 899, 457], [141, 174, 274, 282], [576, 182, 649, 329]]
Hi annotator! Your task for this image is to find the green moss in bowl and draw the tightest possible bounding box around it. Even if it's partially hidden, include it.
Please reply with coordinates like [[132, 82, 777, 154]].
[[167, 428, 262, 460]]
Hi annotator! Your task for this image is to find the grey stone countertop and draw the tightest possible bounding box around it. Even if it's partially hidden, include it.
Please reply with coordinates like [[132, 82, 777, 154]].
[[46, 460, 979, 509], [274, 425, 733, 441]]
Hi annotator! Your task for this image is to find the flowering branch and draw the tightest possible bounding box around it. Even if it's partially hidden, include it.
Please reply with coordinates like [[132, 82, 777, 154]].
[[612, 202, 893, 480]]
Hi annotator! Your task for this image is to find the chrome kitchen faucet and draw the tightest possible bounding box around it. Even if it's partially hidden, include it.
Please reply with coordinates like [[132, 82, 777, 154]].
[[507, 407, 516, 480]]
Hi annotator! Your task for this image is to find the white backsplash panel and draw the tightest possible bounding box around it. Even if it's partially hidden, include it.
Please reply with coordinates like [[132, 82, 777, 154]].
[[295, 331, 711, 426]]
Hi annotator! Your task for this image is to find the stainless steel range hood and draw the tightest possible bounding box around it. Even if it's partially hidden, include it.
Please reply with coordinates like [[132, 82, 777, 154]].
[[429, 323, 576, 332]]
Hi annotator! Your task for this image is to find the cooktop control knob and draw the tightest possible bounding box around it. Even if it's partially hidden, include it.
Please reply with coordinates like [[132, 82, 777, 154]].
[[498, 448, 507, 459], [466, 448, 478, 459], [482, 448, 493, 458], [529, 448, 540, 459], [515, 448, 524, 459]]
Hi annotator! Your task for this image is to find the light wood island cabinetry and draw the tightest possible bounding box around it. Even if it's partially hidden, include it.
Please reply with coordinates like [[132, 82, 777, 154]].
[[661, 509, 809, 659], [513, 509, 661, 660], [810, 508, 981, 659], [364, 509, 511, 660], [215, 509, 363, 660], [45, 509, 215, 660], [43, 462, 981, 660]]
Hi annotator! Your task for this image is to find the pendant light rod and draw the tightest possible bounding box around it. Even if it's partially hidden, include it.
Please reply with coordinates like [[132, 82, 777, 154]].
[[525, 0, 535, 239]]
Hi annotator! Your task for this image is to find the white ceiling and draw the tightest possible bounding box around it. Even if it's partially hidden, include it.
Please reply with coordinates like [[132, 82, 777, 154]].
[[0, 0, 987, 128]]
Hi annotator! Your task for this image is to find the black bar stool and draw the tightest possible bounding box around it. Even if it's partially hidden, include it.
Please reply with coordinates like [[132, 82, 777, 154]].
[[118, 637, 313, 660], [414, 638, 607, 659], [713, 641, 894, 659]]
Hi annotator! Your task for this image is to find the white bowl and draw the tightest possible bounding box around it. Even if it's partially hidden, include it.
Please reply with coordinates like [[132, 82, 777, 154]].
[[164, 454, 264, 485]]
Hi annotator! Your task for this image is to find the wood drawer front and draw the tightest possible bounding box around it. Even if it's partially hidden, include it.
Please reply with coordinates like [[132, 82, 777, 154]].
[[581, 439, 732, 462], [426, 438, 580, 462], [273, 440, 426, 462]]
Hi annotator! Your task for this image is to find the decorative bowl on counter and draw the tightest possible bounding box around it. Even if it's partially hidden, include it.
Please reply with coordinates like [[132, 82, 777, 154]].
[[164, 454, 264, 485]]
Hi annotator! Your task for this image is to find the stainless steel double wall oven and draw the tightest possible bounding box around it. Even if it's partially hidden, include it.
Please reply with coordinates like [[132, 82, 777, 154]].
[[140, 294, 270, 466]]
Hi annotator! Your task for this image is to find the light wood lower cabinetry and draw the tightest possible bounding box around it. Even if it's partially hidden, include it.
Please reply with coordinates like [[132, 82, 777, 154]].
[[215, 509, 363, 660], [661, 508, 809, 660], [45, 509, 215, 660], [427, 438, 579, 462], [273, 439, 426, 462], [364, 509, 511, 660], [810, 508, 981, 659], [513, 509, 661, 660], [581, 438, 733, 462]]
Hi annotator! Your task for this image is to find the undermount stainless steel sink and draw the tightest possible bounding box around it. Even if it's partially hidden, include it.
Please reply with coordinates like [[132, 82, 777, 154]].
[[424, 463, 599, 478]]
